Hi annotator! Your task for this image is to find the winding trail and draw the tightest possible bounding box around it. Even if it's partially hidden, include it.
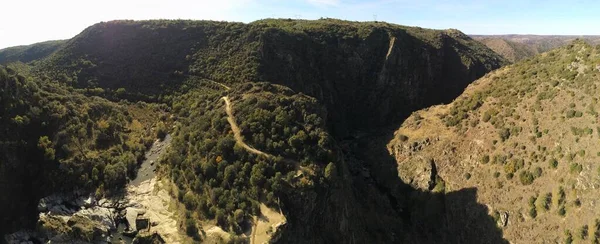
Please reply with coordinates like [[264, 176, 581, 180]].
[[222, 96, 272, 158], [221, 96, 294, 244]]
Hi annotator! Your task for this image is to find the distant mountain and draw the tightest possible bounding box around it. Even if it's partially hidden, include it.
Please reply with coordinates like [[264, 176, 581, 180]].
[[472, 35, 600, 62], [475, 38, 538, 62], [0, 40, 66, 64]]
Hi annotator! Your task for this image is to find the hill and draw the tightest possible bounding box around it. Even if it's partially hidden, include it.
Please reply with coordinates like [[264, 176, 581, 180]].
[[390, 40, 600, 243], [472, 35, 600, 61], [2, 19, 507, 243], [0, 40, 66, 64], [476, 38, 538, 62], [40, 19, 506, 135]]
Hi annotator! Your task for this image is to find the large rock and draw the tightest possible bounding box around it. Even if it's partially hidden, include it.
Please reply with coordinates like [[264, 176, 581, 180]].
[[75, 206, 116, 230], [398, 157, 437, 191]]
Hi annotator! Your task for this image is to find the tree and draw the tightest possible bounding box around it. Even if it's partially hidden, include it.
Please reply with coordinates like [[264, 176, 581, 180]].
[[103, 162, 127, 189], [38, 136, 55, 160], [156, 122, 167, 140], [324, 162, 337, 180]]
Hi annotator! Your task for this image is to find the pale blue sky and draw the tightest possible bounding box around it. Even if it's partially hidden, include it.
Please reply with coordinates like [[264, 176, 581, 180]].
[[1, 0, 599, 49]]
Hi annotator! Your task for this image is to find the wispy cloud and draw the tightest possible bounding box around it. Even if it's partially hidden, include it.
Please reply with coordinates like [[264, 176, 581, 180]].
[[306, 0, 341, 7]]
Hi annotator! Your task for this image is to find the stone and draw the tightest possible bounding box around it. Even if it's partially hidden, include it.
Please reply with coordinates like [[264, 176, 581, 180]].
[[83, 196, 95, 208], [499, 211, 509, 227], [126, 207, 141, 231], [75, 206, 116, 230]]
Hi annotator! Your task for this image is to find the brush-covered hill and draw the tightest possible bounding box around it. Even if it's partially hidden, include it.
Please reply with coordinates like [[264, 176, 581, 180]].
[[0, 40, 66, 64], [390, 40, 600, 243], [473, 35, 600, 62], [476, 38, 538, 62], [3, 19, 507, 243]]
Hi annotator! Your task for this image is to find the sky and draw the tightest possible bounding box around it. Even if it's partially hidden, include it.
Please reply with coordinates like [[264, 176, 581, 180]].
[[1, 0, 599, 49]]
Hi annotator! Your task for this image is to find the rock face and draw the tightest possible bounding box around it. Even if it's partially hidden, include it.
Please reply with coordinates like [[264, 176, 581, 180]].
[[258, 27, 506, 136]]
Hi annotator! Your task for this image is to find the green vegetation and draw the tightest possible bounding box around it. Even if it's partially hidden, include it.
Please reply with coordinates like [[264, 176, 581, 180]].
[[579, 225, 589, 240], [0, 64, 161, 230], [565, 230, 574, 244], [163, 82, 335, 233], [0, 40, 66, 64], [519, 171, 534, 185], [1, 18, 509, 241]]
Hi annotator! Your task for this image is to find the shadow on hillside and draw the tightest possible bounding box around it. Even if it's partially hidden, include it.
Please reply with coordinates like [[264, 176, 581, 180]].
[[348, 130, 508, 244]]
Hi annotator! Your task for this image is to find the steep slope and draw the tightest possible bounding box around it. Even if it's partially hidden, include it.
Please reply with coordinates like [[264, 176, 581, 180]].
[[0, 40, 66, 64], [0, 63, 163, 236], [390, 40, 600, 242], [476, 38, 538, 62]]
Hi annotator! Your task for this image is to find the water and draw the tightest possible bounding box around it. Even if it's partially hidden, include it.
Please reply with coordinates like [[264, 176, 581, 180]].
[[110, 223, 134, 244], [130, 134, 171, 186]]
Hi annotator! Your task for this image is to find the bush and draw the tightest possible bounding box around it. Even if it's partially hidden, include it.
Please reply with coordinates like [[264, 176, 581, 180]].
[[570, 163, 583, 174], [579, 225, 589, 240], [498, 128, 511, 141], [549, 158, 558, 169], [519, 171, 535, 185], [156, 122, 167, 140], [536, 193, 551, 211], [481, 155, 490, 164], [185, 217, 198, 237], [558, 205, 566, 216], [565, 230, 573, 244]]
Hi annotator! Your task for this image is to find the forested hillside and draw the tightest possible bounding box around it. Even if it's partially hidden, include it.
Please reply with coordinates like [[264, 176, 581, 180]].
[[2, 19, 507, 243], [0, 63, 163, 233], [0, 40, 66, 64], [40, 19, 506, 134]]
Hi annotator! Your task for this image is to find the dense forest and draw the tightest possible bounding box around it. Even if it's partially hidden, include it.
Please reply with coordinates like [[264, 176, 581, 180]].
[[0, 63, 163, 231]]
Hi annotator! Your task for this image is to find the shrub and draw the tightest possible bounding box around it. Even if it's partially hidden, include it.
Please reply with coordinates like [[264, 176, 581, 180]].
[[549, 158, 558, 169], [519, 171, 535, 185], [536, 193, 551, 211], [558, 205, 566, 216], [579, 225, 589, 240], [498, 128, 511, 141], [565, 230, 573, 244], [570, 163, 583, 174], [156, 122, 167, 140], [481, 155, 490, 164], [185, 217, 198, 237], [529, 206, 537, 218]]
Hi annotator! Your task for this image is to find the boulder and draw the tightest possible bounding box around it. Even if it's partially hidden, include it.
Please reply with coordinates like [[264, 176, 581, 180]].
[[499, 211, 509, 227], [125, 207, 142, 231], [75, 206, 116, 230]]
